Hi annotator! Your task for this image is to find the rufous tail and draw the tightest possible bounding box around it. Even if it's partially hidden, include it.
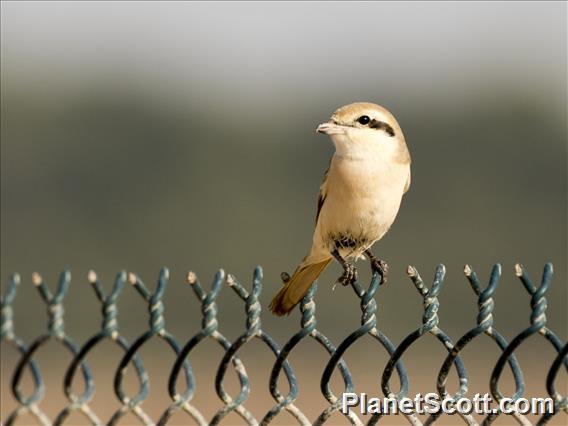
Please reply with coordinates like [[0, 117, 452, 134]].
[[269, 258, 331, 316]]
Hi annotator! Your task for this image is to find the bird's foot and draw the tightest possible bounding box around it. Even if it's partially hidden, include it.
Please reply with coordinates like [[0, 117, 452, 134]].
[[338, 264, 358, 286], [370, 258, 389, 282]]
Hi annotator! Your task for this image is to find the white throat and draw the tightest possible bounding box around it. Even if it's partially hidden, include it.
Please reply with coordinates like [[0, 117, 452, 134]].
[[329, 130, 401, 162]]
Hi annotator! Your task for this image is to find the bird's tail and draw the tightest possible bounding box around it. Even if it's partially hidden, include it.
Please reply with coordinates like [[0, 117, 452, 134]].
[[269, 258, 331, 316]]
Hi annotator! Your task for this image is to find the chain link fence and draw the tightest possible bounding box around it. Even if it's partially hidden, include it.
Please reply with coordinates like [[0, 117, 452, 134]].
[[1, 263, 566, 425]]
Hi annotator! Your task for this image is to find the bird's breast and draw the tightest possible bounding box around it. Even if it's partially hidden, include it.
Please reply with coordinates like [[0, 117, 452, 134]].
[[317, 156, 409, 245]]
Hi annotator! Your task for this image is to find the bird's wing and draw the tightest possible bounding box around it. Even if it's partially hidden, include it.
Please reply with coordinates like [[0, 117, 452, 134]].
[[404, 168, 411, 193], [315, 162, 330, 225]]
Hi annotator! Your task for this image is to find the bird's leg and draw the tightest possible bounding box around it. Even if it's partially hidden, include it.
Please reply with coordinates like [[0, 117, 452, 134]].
[[364, 249, 389, 282], [332, 247, 358, 286]]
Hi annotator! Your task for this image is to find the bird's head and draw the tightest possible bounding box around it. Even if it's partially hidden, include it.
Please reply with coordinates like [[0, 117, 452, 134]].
[[317, 102, 408, 160]]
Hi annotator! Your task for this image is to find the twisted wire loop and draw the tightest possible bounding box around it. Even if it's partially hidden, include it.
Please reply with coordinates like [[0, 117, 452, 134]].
[[491, 263, 567, 426], [10, 271, 99, 425], [381, 265, 471, 425], [1, 274, 49, 425], [61, 271, 151, 425], [436, 264, 526, 426], [318, 271, 414, 426], [162, 269, 248, 426], [214, 266, 304, 426], [112, 268, 192, 425], [263, 282, 354, 426]]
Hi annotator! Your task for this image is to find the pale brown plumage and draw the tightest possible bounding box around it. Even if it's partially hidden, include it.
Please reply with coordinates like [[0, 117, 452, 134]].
[[270, 102, 411, 316]]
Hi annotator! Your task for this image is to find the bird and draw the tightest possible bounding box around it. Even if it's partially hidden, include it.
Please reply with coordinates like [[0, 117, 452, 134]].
[[269, 102, 411, 316]]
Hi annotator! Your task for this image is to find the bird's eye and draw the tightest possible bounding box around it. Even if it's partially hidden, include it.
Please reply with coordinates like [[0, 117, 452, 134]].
[[357, 115, 370, 125]]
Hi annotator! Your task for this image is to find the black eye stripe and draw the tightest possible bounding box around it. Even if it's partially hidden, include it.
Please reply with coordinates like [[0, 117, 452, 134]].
[[369, 119, 395, 137]]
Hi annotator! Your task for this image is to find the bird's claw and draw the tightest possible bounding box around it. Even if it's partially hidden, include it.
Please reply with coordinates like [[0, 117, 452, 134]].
[[371, 259, 389, 282], [338, 264, 358, 286]]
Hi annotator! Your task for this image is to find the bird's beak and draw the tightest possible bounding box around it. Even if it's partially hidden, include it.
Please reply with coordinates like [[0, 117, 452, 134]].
[[316, 121, 345, 135]]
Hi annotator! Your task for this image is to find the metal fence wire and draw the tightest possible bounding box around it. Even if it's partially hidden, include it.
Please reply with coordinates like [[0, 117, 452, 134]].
[[1, 263, 566, 426]]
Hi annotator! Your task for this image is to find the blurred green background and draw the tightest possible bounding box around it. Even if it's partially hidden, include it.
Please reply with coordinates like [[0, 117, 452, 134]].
[[1, 2, 566, 425]]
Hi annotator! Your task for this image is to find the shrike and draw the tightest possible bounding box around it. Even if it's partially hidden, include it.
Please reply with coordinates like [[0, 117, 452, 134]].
[[270, 102, 411, 316]]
